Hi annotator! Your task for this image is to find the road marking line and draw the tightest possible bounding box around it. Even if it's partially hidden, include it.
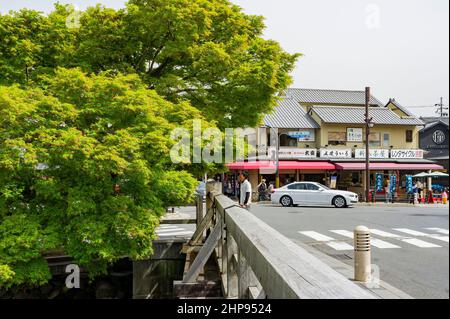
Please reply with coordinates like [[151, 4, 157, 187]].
[[157, 231, 194, 237], [299, 231, 354, 251], [394, 228, 449, 243], [370, 239, 401, 249], [326, 242, 354, 251], [370, 229, 402, 238], [425, 228, 449, 235], [158, 225, 180, 229], [400, 238, 442, 248], [331, 230, 400, 249], [330, 230, 354, 238], [157, 228, 186, 233], [298, 231, 335, 242]]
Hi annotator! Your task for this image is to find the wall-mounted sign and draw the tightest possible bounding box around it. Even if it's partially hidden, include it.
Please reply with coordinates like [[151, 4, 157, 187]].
[[287, 130, 315, 142], [269, 147, 317, 159], [347, 128, 363, 142], [390, 149, 424, 159], [433, 130, 446, 145], [320, 149, 352, 159], [355, 149, 390, 159]]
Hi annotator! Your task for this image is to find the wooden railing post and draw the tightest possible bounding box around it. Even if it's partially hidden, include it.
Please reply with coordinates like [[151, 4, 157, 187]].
[[226, 235, 238, 298]]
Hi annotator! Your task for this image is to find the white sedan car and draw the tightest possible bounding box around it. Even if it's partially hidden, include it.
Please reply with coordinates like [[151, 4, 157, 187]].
[[271, 182, 359, 208]]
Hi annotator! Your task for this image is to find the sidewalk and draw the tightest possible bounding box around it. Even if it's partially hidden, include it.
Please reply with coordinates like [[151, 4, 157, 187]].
[[293, 239, 414, 299], [356, 202, 449, 208], [255, 201, 448, 208]]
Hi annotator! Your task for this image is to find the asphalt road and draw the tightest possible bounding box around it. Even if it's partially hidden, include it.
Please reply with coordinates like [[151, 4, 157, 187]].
[[249, 203, 449, 299]]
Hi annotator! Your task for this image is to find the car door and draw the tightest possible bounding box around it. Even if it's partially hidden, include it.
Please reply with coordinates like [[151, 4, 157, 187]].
[[303, 183, 329, 205], [285, 183, 306, 204]]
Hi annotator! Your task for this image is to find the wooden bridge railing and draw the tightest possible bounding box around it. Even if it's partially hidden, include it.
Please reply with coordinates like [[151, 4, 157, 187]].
[[181, 181, 376, 299]]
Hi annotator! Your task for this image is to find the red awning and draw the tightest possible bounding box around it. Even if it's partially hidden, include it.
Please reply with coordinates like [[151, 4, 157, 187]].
[[335, 162, 444, 171], [226, 161, 336, 171]]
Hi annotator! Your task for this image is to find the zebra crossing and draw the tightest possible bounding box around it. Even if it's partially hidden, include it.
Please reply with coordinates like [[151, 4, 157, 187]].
[[298, 227, 449, 251], [156, 225, 194, 238]]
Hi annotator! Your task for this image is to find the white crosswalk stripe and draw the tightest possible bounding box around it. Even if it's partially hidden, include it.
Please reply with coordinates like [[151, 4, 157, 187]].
[[157, 227, 186, 233], [400, 238, 442, 248], [298, 231, 353, 251], [330, 230, 401, 249], [370, 229, 402, 238], [298, 231, 335, 242], [393, 228, 449, 243], [158, 231, 194, 237], [425, 228, 449, 235], [298, 227, 448, 251]]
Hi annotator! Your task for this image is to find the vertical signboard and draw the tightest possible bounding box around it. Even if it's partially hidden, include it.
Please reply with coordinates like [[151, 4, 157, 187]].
[[376, 173, 384, 192], [390, 174, 397, 194], [406, 175, 413, 193]]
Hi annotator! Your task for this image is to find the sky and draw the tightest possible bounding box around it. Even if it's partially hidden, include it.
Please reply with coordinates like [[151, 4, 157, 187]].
[[1, 0, 449, 117]]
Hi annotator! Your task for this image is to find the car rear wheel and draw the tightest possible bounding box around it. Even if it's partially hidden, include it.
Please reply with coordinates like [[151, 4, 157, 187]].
[[333, 196, 347, 208], [280, 196, 293, 207]]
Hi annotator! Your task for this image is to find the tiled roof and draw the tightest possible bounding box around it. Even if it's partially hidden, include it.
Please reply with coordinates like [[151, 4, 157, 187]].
[[421, 120, 449, 132], [386, 98, 415, 117], [421, 117, 449, 126], [263, 98, 319, 129], [284, 88, 384, 107], [311, 106, 425, 126]]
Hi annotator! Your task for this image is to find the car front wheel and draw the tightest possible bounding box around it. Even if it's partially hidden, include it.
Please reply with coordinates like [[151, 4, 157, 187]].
[[333, 196, 347, 208], [280, 196, 293, 207]]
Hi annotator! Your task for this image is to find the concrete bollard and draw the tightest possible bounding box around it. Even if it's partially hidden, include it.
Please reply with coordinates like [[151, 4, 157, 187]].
[[354, 226, 371, 282]]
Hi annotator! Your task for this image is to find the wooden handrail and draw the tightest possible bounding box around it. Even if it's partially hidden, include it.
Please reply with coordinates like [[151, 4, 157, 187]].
[[206, 182, 376, 299]]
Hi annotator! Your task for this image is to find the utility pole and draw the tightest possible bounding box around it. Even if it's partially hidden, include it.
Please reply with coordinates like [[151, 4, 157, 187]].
[[435, 97, 448, 117], [365, 87, 372, 203]]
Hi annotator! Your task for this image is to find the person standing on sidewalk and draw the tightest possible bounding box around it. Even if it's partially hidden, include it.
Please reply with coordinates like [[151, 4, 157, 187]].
[[257, 179, 267, 202], [385, 182, 392, 204], [239, 171, 252, 210]]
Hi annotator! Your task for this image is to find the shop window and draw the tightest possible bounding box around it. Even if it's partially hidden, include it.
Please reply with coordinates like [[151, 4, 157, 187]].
[[328, 132, 346, 146], [383, 133, 390, 147], [406, 130, 413, 143], [369, 132, 381, 147], [280, 135, 298, 147], [352, 172, 362, 185]]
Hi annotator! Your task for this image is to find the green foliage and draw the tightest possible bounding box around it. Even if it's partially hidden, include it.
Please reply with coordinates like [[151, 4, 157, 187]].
[[0, 68, 206, 287], [0, 1, 299, 128], [0, 0, 299, 289]]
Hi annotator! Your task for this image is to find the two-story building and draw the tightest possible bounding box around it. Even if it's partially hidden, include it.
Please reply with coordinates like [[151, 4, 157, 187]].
[[226, 88, 444, 200]]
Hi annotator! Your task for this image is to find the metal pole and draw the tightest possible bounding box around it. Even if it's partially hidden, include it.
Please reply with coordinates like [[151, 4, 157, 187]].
[[276, 133, 280, 188], [365, 87, 371, 203]]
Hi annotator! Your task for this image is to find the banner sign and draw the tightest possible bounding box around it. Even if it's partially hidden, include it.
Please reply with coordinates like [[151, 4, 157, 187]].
[[390, 174, 397, 193], [355, 149, 390, 159], [406, 175, 413, 193], [376, 173, 384, 192], [391, 149, 424, 159], [347, 128, 363, 142], [320, 149, 352, 159], [287, 130, 315, 142], [330, 176, 338, 189]]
